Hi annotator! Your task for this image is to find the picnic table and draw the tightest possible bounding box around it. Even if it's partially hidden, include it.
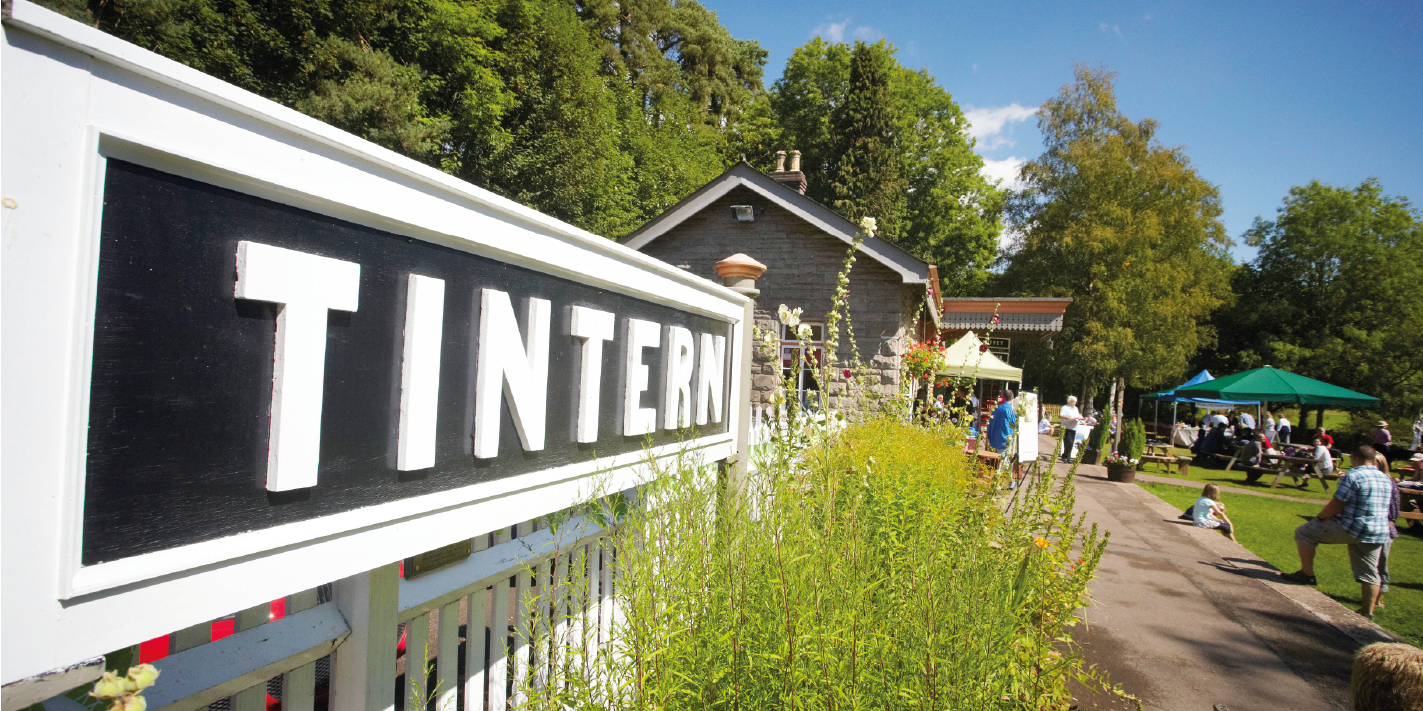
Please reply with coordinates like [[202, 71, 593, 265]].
[[1140, 443, 1190, 476], [1260, 454, 1325, 489], [1399, 487, 1423, 528]]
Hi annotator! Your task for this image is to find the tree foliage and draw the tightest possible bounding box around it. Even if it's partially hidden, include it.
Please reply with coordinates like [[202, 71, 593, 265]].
[[727, 39, 1004, 295], [1001, 64, 1234, 398], [829, 43, 902, 238], [1199, 178, 1423, 421], [41, 0, 764, 238]]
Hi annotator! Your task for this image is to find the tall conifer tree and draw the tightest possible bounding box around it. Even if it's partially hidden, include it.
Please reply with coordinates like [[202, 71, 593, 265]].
[[829, 42, 901, 235]]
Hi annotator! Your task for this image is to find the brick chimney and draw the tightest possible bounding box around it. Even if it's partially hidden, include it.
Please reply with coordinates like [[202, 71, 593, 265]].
[[769, 149, 807, 194]]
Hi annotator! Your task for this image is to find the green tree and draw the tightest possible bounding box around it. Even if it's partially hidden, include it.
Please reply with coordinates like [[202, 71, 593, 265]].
[[475, 0, 633, 236], [1203, 179, 1423, 424], [829, 42, 902, 238], [1001, 64, 1234, 407], [39, 0, 763, 238], [729, 38, 1002, 293]]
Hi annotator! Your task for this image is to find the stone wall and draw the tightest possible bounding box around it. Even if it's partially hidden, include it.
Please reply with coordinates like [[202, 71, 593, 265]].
[[636, 185, 925, 410]]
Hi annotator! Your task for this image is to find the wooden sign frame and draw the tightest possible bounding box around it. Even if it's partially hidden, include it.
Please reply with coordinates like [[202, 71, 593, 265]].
[[0, 1, 749, 685]]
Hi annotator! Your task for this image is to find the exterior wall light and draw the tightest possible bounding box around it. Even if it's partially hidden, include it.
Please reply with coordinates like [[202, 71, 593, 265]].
[[732, 205, 755, 222]]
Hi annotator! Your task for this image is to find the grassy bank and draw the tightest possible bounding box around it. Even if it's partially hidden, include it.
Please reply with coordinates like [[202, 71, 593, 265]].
[[1139, 482, 1422, 646]]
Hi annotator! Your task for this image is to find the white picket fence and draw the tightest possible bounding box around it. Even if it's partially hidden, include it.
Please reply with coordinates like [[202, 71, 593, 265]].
[[41, 513, 625, 711]]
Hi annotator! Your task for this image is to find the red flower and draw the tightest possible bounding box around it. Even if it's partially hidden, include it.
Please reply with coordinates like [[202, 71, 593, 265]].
[[843, 368, 852, 379], [979, 344, 990, 353]]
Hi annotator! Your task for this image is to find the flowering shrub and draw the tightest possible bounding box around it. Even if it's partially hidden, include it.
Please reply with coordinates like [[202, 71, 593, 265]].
[[1103, 451, 1138, 466], [902, 340, 946, 380]]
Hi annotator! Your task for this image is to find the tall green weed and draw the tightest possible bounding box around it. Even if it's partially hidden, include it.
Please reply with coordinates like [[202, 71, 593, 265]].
[[519, 420, 1116, 710]]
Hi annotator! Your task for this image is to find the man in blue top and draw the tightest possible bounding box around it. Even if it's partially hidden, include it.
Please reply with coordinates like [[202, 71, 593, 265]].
[[987, 390, 1017, 453], [1282, 445, 1395, 618]]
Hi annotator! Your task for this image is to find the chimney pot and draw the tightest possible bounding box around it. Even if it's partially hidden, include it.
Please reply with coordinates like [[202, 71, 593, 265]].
[[768, 148, 808, 195]]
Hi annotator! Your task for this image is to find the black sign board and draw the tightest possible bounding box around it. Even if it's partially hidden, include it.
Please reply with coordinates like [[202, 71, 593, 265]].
[[82, 161, 732, 565], [987, 337, 1011, 360]]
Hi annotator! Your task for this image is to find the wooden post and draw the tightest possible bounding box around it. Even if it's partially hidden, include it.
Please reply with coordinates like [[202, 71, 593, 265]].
[[713, 253, 764, 497], [435, 599, 459, 711], [463, 572, 489, 711], [230, 603, 274, 711], [487, 528, 512, 711], [1107, 378, 1119, 452], [403, 613, 431, 711], [331, 563, 400, 711], [282, 588, 322, 711], [172, 622, 213, 711]]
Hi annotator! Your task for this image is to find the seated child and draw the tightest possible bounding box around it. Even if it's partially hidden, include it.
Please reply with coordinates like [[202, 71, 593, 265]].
[[1305, 436, 1333, 492], [1192, 484, 1237, 543]]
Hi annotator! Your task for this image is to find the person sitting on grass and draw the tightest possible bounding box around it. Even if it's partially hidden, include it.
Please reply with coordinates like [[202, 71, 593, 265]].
[[1282, 445, 1394, 620], [1192, 484, 1237, 543]]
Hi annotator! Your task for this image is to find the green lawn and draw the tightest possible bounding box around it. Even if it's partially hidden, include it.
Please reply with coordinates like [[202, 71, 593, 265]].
[[1139, 482, 1423, 646], [1137, 453, 1338, 501]]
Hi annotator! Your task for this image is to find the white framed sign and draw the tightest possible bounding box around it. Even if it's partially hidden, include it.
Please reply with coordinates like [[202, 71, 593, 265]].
[[0, 1, 748, 684]]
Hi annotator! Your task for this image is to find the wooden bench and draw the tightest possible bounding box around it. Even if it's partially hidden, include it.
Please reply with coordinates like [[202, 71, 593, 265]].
[[1140, 453, 1190, 476]]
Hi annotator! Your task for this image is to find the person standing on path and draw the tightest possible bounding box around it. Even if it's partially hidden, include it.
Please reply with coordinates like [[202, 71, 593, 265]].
[[1411, 416, 1422, 450], [987, 390, 1017, 453], [1059, 396, 1083, 462], [1282, 445, 1395, 619], [1278, 414, 1292, 444]]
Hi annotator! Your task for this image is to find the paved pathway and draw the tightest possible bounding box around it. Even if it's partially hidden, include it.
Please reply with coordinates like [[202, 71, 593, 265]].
[[1040, 435, 1396, 711]]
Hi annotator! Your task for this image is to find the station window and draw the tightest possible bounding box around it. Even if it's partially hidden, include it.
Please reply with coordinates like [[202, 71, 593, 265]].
[[780, 323, 825, 409]]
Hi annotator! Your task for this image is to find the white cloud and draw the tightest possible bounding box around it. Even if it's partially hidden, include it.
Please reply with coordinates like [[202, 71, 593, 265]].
[[980, 156, 1027, 191], [1099, 22, 1123, 37], [813, 19, 881, 43], [964, 103, 1038, 150], [815, 20, 849, 42]]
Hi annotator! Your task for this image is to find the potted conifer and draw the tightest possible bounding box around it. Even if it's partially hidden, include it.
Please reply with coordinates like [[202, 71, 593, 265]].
[[1106, 419, 1147, 482], [1082, 417, 1110, 465]]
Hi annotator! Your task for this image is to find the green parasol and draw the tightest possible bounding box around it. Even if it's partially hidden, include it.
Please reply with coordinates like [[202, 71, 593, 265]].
[[1174, 366, 1380, 408]]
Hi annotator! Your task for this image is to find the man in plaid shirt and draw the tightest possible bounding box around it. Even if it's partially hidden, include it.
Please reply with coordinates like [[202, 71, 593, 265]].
[[1282, 445, 1396, 618]]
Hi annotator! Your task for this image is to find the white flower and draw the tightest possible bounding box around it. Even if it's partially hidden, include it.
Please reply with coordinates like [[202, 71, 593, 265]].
[[91, 672, 128, 699], [796, 323, 813, 340], [777, 304, 802, 328], [858, 216, 877, 236], [126, 664, 159, 691]]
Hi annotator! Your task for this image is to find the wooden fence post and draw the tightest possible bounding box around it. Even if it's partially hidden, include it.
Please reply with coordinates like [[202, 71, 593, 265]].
[[331, 563, 400, 711]]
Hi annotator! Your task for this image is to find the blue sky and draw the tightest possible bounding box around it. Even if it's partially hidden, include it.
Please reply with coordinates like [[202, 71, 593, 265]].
[[707, 0, 1423, 263]]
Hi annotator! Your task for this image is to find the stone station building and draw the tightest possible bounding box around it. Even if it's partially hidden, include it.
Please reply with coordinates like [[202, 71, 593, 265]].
[[621, 154, 940, 410]]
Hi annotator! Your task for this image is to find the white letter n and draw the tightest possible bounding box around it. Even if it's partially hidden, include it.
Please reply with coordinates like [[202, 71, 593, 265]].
[[474, 289, 551, 458], [235, 241, 360, 492]]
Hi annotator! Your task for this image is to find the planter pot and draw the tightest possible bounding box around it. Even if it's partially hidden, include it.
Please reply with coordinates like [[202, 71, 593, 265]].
[[1082, 448, 1102, 466], [1106, 463, 1137, 483]]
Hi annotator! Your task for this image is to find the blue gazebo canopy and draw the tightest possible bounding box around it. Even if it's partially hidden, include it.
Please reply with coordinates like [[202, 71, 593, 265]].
[[1145, 370, 1260, 407]]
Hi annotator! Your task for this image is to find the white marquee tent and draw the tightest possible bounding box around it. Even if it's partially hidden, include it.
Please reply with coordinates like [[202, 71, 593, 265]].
[[937, 331, 1022, 384]]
